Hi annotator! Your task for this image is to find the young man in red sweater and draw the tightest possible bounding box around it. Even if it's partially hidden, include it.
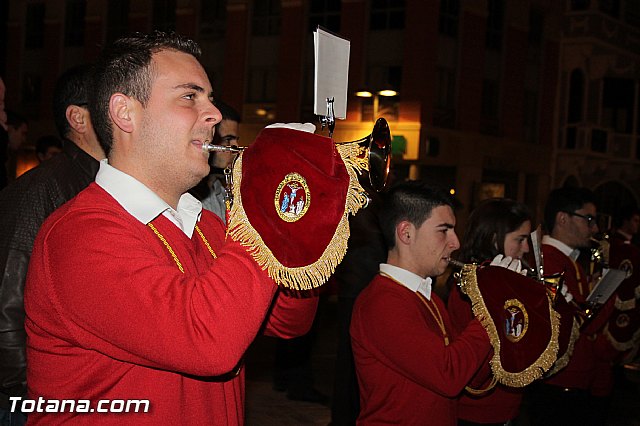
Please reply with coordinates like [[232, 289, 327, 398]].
[[529, 186, 612, 426], [350, 181, 492, 425], [22, 32, 329, 425]]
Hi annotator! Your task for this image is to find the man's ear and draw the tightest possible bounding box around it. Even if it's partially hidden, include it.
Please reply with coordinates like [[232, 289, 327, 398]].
[[396, 221, 414, 245], [66, 105, 88, 134], [109, 93, 135, 133], [556, 211, 567, 227]]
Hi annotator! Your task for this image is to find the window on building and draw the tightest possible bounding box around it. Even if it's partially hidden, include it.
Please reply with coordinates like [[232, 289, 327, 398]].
[[247, 67, 277, 102], [106, 0, 130, 44], [481, 79, 499, 119], [309, 0, 341, 33], [627, 1, 640, 28], [153, 0, 177, 32], [361, 65, 401, 120], [436, 67, 456, 110], [529, 8, 543, 45], [602, 78, 633, 134], [523, 89, 539, 144], [438, 0, 459, 37], [252, 0, 281, 36], [64, 0, 86, 47], [567, 69, 584, 123], [370, 0, 405, 31], [485, 0, 504, 50], [200, 0, 226, 39], [570, 0, 591, 11], [570, 0, 591, 10], [25, 2, 45, 49], [599, 0, 620, 18]]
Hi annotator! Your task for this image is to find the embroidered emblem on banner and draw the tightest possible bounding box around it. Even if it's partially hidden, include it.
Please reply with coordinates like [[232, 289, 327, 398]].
[[619, 259, 634, 279], [504, 299, 528, 342], [616, 313, 631, 328], [275, 173, 311, 222]]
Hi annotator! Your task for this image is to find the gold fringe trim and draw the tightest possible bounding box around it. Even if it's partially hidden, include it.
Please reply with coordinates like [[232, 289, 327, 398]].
[[615, 296, 636, 311], [226, 150, 367, 290], [546, 317, 580, 376], [336, 144, 373, 213], [603, 320, 640, 352], [459, 264, 560, 387]]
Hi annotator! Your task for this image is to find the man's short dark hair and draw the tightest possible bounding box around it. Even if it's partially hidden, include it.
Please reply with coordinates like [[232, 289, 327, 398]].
[[211, 100, 241, 148], [90, 31, 202, 156], [379, 180, 456, 250], [53, 64, 93, 138], [215, 100, 240, 123], [613, 203, 640, 228], [543, 186, 596, 233]]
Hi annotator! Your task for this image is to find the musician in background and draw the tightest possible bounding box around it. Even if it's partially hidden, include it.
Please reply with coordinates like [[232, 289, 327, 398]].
[[350, 180, 491, 425], [190, 100, 240, 224], [593, 204, 640, 412], [529, 186, 610, 426], [612, 204, 640, 246], [447, 198, 532, 425]]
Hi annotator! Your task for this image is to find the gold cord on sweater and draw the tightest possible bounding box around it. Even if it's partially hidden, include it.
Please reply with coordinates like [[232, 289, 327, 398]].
[[147, 223, 217, 273]]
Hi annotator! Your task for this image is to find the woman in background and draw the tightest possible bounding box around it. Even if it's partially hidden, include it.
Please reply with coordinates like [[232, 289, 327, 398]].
[[448, 198, 532, 426]]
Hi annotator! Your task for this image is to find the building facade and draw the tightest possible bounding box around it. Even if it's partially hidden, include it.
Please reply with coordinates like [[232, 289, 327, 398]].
[[2, 0, 637, 226]]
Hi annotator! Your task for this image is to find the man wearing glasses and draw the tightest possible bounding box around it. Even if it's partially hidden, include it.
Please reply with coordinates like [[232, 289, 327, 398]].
[[192, 100, 240, 224], [529, 186, 610, 426]]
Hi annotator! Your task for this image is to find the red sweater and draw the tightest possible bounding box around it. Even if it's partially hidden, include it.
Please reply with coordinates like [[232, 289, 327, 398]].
[[350, 274, 491, 426], [447, 285, 523, 423], [542, 244, 596, 390], [24, 183, 318, 425]]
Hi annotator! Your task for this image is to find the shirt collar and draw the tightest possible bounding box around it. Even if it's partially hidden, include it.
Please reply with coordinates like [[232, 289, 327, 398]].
[[95, 160, 202, 238], [379, 263, 433, 300], [616, 229, 633, 243], [542, 235, 580, 261]]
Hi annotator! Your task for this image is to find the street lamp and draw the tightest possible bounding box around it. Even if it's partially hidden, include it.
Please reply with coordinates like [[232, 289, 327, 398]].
[[355, 88, 399, 120]]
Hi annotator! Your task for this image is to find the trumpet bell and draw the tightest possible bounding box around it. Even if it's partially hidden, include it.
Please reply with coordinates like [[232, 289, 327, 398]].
[[336, 117, 392, 192], [368, 118, 392, 192]]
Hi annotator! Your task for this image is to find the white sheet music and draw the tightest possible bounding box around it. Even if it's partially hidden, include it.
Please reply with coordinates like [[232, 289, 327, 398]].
[[313, 27, 350, 119], [586, 268, 626, 305], [530, 226, 543, 281]]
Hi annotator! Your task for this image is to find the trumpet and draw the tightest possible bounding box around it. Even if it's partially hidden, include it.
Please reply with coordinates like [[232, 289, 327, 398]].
[[589, 233, 610, 276], [334, 117, 392, 192], [201, 118, 393, 195], [202, 143, 243, 153], [199, 120, 393, 216]]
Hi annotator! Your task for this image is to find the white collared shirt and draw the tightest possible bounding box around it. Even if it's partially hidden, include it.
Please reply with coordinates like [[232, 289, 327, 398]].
[[616, 229, 633, 243], [542, 235, 580, 262], [379, 263, 433, 300], [95, 160, 202, 238]]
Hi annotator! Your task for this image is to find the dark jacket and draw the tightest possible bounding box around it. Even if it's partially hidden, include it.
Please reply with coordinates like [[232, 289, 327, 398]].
[[0, 140, 99, 407]]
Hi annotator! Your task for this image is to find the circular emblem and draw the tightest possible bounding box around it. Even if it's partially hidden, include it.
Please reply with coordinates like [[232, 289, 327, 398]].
[[274, 173, 311, 222], [616, 313, 630, 328], [503, 299, 529, 343], [619, 259, 634, 279]]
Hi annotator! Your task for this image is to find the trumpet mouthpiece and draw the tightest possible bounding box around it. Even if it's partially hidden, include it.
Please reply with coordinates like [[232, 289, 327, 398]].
[[447, 258, 465, 269]]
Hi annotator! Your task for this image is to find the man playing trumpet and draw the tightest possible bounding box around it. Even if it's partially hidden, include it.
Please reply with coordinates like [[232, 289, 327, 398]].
[[529, 187, 612, 426]]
